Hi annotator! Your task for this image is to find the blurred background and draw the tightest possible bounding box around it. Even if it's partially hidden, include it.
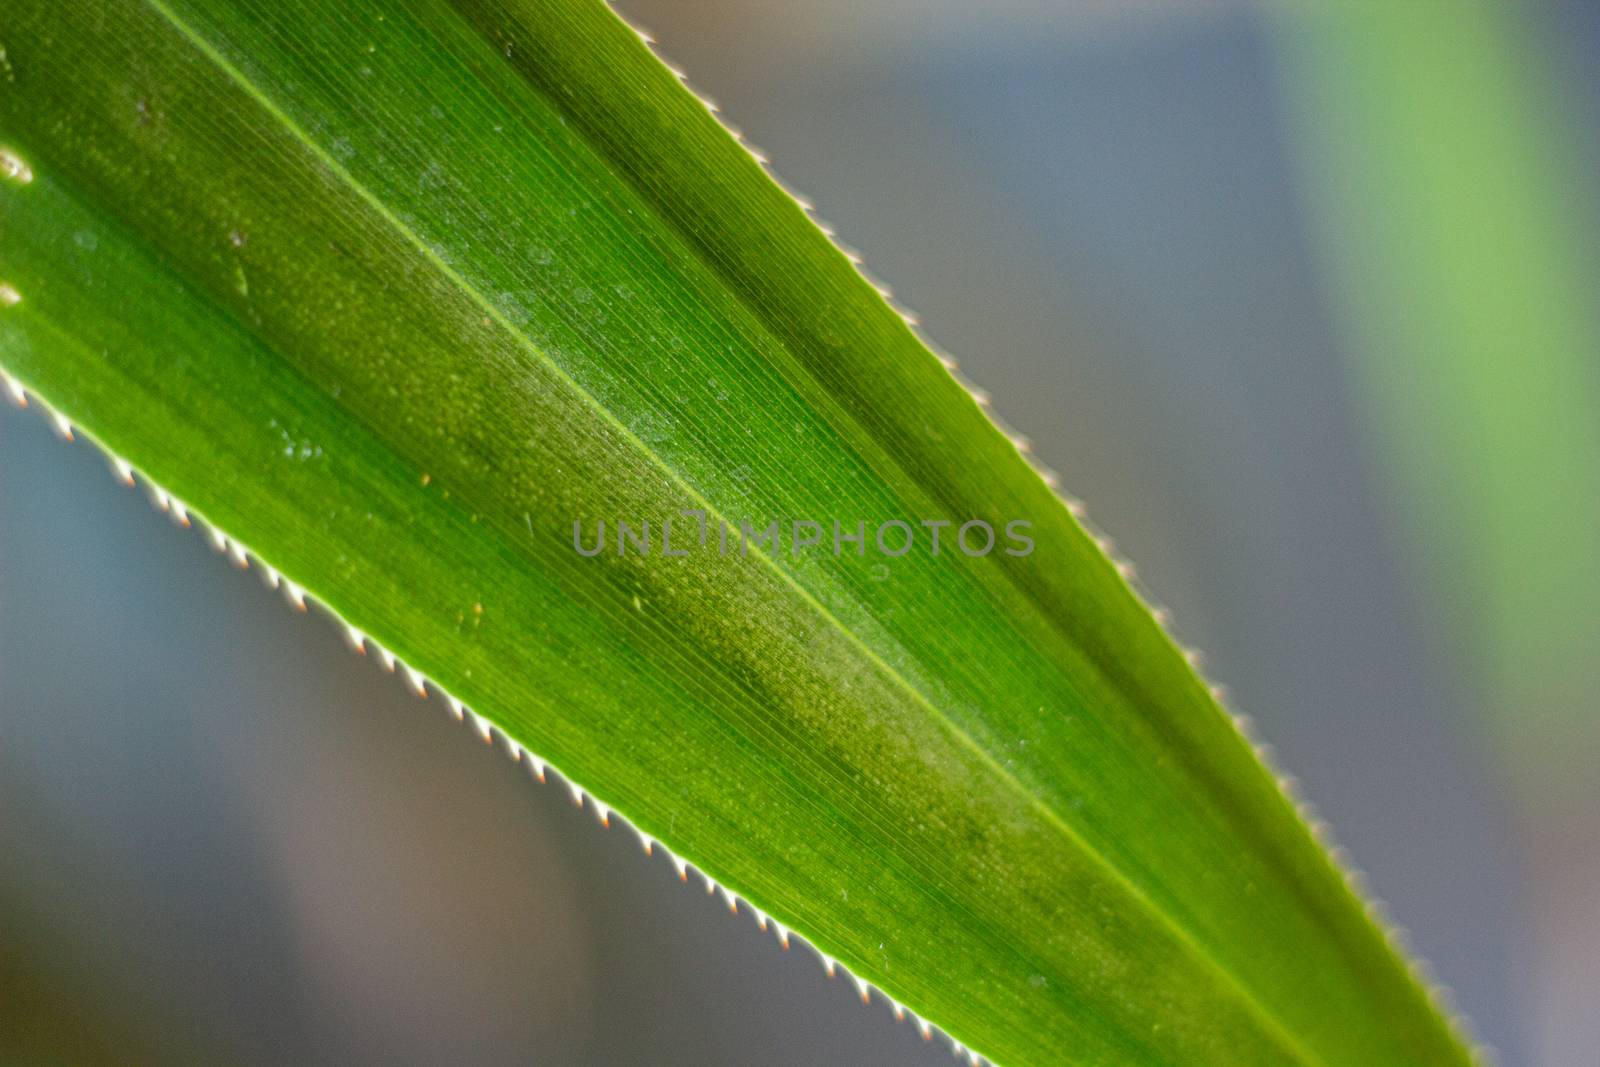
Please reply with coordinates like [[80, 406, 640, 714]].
[[2, 1, 1596, 1063]]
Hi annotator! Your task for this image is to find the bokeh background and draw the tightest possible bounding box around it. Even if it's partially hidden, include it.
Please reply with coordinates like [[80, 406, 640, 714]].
[[3, 2, 1596, 1063]]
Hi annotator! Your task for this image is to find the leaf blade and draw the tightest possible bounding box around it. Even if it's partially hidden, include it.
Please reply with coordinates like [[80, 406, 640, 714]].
[[0, 1, 1473, 1063]]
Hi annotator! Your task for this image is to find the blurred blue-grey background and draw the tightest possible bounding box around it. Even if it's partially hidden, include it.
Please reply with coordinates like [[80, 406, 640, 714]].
[[3, 2, 1596, 1063]]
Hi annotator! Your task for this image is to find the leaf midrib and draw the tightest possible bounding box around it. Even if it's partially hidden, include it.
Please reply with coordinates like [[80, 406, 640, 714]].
[[138, 2, 1321, 1061]]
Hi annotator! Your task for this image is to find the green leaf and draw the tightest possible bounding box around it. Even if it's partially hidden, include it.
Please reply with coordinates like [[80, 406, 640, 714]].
[[0, 2, 1474, 1063]]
